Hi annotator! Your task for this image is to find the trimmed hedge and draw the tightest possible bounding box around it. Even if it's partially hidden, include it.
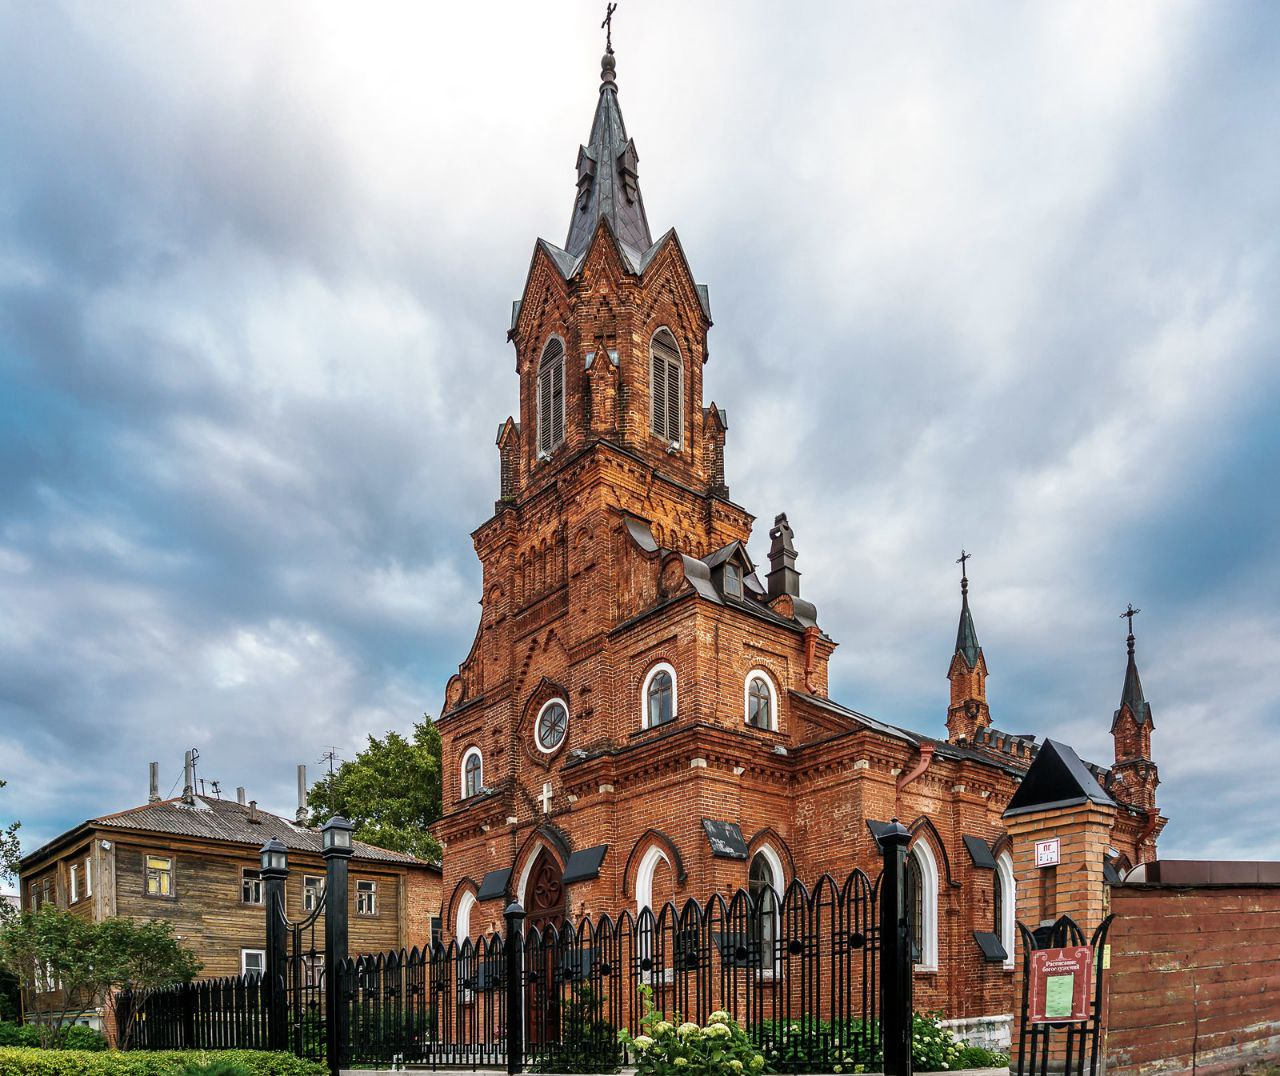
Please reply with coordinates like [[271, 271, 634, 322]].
[[0, 1048, 327, 1075], [0, 1025, 107, 1050]]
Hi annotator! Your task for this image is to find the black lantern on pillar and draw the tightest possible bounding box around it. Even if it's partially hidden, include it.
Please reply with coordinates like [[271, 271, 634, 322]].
[[260, 838, 289, 878], [322, 816, 354, 856]]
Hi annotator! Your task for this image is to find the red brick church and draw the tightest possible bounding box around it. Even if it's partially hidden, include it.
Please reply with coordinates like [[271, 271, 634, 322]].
[[433, 38, 1165, 1036]]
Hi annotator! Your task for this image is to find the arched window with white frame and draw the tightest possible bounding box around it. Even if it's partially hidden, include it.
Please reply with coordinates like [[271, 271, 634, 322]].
[[744, 670, 779, 731], [907, 840, 940, 972], [642, 662, 677, 729], [455, 889, 476, 942], [748, 845, 785, 971], [634, 845, 671, 915], [460, 747, 483, 799], [995, 850, 1016, 970], [536, 336, 566, 456], [649, 329, 683, 446]]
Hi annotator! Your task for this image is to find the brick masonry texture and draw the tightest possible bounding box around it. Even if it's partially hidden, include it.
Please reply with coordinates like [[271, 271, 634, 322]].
[[431, 153, 1161, 1027], [1106, 883, 1280, 1075]]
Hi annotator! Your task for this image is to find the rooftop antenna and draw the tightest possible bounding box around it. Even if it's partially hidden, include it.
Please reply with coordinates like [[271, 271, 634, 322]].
[[318, 747, 342, 776], [209, 780, 222, 798]]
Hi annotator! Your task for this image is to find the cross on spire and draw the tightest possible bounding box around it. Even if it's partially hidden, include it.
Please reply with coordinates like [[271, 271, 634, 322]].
[[1121, 603, 1140, 636], [602, 2, 617, 53], [956, 548, 972, 580]]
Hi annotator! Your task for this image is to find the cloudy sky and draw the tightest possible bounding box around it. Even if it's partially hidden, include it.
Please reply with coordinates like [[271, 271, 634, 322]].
[[2, 0, 1278, 884]]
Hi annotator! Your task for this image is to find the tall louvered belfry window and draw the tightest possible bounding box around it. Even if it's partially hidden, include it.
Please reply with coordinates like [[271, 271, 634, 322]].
[[649, 328, 683, 445], [537, 336, 566, 455]]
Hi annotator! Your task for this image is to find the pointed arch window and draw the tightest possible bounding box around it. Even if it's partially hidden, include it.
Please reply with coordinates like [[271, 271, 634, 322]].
[[649, 329, 683, 446], [537, 337, 566, 456], [995, 850, 1016, 970], [906, 842, 940, 971]]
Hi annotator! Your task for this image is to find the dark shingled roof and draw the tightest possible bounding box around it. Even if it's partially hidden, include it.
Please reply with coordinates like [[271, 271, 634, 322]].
[[90, 795, 430, 866], [1112, 635, 1152, 731], [564, 48, 652, 259], [954, 580, 982, 671]]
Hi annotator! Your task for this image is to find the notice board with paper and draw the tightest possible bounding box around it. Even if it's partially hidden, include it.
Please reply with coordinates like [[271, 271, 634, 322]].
[[1028, 946, 1092, 1023]]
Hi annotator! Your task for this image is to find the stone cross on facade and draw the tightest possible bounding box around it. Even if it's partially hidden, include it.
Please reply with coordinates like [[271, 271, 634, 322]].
[[539, 781, 553, 814]]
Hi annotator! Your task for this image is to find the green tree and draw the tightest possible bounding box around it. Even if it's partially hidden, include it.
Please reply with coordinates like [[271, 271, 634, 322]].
[[99, 917, 202, 1050], [0, 906, 103, 1045], [0, 776, 21, 899], [0, 909, 201, 1048], [308, 717, 443, 862]]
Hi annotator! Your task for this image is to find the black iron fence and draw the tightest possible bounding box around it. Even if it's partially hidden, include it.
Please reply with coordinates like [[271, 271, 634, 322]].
[[118, 818, 923, 1075], [337, 866, 882, 1072]]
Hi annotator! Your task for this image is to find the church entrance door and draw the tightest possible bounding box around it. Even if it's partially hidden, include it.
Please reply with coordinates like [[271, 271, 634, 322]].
[[523, 849, 565, 1046]]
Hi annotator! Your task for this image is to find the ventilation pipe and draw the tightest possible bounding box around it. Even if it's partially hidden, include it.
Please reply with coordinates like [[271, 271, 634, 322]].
[[236, 786, 247, 806], [182, 751, 196, 805], [148, 762, 160, 803], [248, 800, 260, 824], [295, 764, 308, 825]]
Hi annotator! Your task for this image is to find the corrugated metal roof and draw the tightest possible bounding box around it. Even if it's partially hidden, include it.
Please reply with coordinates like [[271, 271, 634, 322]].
[[88, 796, 431, 867]]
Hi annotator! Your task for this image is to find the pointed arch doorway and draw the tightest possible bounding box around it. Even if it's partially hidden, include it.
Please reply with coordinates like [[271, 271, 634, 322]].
[[525, 847, 566, 932], [523, 848, 566, 1046]]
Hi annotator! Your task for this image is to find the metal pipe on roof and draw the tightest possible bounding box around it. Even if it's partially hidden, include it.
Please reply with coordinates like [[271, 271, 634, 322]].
[[296, 764, 308, 824], [148, 762, 160, 803], [237, 786, 246, 805], [182, 750, 195, 805]]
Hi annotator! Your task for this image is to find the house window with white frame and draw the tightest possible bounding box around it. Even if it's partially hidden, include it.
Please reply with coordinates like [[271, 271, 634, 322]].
[[83, 857, 92, 899], [303, 875, 324, 913], [356, 879, 378, 916], [241, 868, 263, 905], [241, 949, 266, 979], [70, 863, 81, 903]]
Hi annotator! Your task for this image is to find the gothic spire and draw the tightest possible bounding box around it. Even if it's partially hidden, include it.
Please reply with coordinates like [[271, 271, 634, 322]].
[[953, 549, 981, 669], [1113, 605, 1151, 730], [564, 24, 653, 259]]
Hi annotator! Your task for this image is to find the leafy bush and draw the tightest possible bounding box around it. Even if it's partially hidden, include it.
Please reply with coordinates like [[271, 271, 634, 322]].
[[753, 1017, 879, 1072], [528, 984, 621, 1074], [620, 986, 767, 1076], [59, 1027, 107, 1052], [0, 1047, 326, 1075], [911, 1012, 1010, 1071], [956, 1043, 1010, 1068], [0, 1023, 106, 1051]]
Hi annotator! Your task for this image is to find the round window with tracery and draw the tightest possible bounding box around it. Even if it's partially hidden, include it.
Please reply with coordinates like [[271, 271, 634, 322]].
[[536, 699, 568, 753]]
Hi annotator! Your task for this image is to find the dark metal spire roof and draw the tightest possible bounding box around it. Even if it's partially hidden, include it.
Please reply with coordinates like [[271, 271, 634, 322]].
[[564, 45, 653, 259], [954, 552, 982, 669], [1113, 629, 1151, 730]]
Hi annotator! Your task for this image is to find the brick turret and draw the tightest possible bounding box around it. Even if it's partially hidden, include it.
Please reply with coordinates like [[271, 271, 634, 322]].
[[946, 553, 991, 743], [1110, 609, 1158, 814]]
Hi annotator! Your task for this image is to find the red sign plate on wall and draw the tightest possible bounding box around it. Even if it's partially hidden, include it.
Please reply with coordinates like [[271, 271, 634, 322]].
[[1028, 946, 1092, 1023]]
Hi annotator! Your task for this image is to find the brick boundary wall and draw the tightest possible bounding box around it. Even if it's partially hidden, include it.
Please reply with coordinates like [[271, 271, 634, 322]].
[[1107, 863, 1280, 1075]]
